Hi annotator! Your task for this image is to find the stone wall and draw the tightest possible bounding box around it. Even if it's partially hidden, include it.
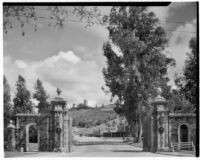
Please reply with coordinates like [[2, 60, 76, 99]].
[[38, 114, 51, 151], [16, 114, 40, 151], [168, 113, 196, 145]]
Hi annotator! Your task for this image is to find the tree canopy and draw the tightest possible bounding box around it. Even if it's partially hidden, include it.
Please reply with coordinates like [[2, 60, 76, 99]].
[[3, 6, 103, 36], [4, 75, 12, 127], [13, 75, 33, 114], [33, 79, 49, 113], [102, 7, 176, 125], [175, 37, 197, 110], [183, 37, 197, 107]]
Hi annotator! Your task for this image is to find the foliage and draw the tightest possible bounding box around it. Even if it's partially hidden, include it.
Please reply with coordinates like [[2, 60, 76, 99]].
[[175, 37, 197, 109], [3, 6, 103, 36], [76, 103, 92, 110], [4, 76, 14, 151], [33, 79, 49, 113], [117, 121, 125, 132], [167, 90, 195, 113], [15, 128, 26, 151], [102, 7, 175, 125], [112, 120, 116, 127], [13, 75, 33, 115], [4, 75, 13, 128], [69, 105, 117, 127]]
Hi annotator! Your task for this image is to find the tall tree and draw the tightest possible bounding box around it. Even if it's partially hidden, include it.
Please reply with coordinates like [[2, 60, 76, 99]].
[[175, 37, 197, 111], [102, 7, 175, 141], [4, 75, 12, 128], [33, 79, 49, 113], [167, 89, 194, 113], [183, 38, 197, 107], [13, 75, 33, 115]]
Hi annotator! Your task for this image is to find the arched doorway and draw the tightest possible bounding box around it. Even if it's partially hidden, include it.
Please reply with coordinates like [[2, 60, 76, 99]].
[[26, 123, 39, 152], [180, 124, 188, 142], [29, 125, 38, 143]]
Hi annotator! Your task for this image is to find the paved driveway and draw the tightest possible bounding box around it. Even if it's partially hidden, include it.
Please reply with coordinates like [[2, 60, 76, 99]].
[[5, 139, 195, 157]]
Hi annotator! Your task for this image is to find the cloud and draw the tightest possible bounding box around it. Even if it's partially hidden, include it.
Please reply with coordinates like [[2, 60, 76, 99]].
[[50, 51, 81, 64], [15, 60, 28, 69], [3, 41, 8, 47], [148, 6, 170, 22], [148, 3, 190, 27], [74, 45, 88, 53], [4, 50, 110, 107], [167, 19, 196, 87]]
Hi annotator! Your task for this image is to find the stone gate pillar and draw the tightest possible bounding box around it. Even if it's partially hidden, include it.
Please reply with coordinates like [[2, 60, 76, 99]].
[[51, 88, 71, 152], [7, 120, 16, 151], [150, 88, 169, 152]]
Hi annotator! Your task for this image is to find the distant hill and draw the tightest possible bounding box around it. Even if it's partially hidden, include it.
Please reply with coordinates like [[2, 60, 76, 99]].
[[100, 104, 116, 111], [69, 104, 118, 127], [72, 116, 127, 136]]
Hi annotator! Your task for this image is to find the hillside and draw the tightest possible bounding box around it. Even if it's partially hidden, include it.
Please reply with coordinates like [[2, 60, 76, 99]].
[[72, 116, 127, 136], [69, 104, 118, 127]]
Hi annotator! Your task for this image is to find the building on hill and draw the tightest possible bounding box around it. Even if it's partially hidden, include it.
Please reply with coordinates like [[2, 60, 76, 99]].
[[83, 99, 88, 106]]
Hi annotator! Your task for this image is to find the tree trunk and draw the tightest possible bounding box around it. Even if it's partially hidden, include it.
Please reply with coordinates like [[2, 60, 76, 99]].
[[138, 115, 143, 142]]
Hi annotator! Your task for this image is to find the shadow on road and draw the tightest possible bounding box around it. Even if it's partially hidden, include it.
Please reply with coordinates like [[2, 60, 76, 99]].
[[155, 152, 195, 157], [74, 141, 126, 146], [112, 150, 142, 153], [5, 151, 38, 158]]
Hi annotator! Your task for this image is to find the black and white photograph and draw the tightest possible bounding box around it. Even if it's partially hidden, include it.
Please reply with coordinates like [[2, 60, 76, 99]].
[[3, 1, 198, 158]]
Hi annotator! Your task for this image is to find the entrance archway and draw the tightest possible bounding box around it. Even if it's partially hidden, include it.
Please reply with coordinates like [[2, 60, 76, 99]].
[[26, 123, 39, 152], [180, 124, 188, 142]]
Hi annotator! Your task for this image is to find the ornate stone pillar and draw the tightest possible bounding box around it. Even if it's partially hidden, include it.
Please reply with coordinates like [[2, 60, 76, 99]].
[[151, 88, 169, 152], [7, 120, 16, 151], [51, 88, 72, 152]]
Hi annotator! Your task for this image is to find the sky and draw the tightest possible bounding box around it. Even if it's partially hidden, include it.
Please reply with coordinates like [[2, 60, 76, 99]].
[[3, 3, 197, 108]]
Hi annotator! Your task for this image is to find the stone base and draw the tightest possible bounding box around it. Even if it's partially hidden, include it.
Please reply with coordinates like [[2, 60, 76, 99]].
[[143, 147, 150, 152], [53, 148, 62, 152], [157, 147, 170, 152], [60, 147, 73, 153]]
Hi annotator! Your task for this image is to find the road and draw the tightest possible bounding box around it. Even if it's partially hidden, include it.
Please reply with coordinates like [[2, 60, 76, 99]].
[[5, 138, 195, 157]]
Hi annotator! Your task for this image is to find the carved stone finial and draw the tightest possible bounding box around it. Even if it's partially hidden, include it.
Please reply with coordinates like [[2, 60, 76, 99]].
[[8, 120, 16, 129], [157, 87, 162, 97], [56, 88, 62, 96]]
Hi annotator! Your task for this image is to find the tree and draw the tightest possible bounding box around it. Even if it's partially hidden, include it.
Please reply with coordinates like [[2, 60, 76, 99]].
[[180, 38, 197, 107], [4, 75, 13, 150], [167, 89, 195, 113], [3, 6, 103, 36], [175, 37, 197, 112], [4, 75, 12, 127], [33, 79, 49, 113], [102, 7, 175, 141], [76, 103, 90, 110], [112, 120, 116, 127], [13, 75, 33, 115]]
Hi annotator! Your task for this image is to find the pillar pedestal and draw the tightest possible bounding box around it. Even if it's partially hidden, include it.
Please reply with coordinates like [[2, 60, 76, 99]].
[[51, 89, 73, 153], [7, 120, 16, 151], [150, 88, 170, 152]]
